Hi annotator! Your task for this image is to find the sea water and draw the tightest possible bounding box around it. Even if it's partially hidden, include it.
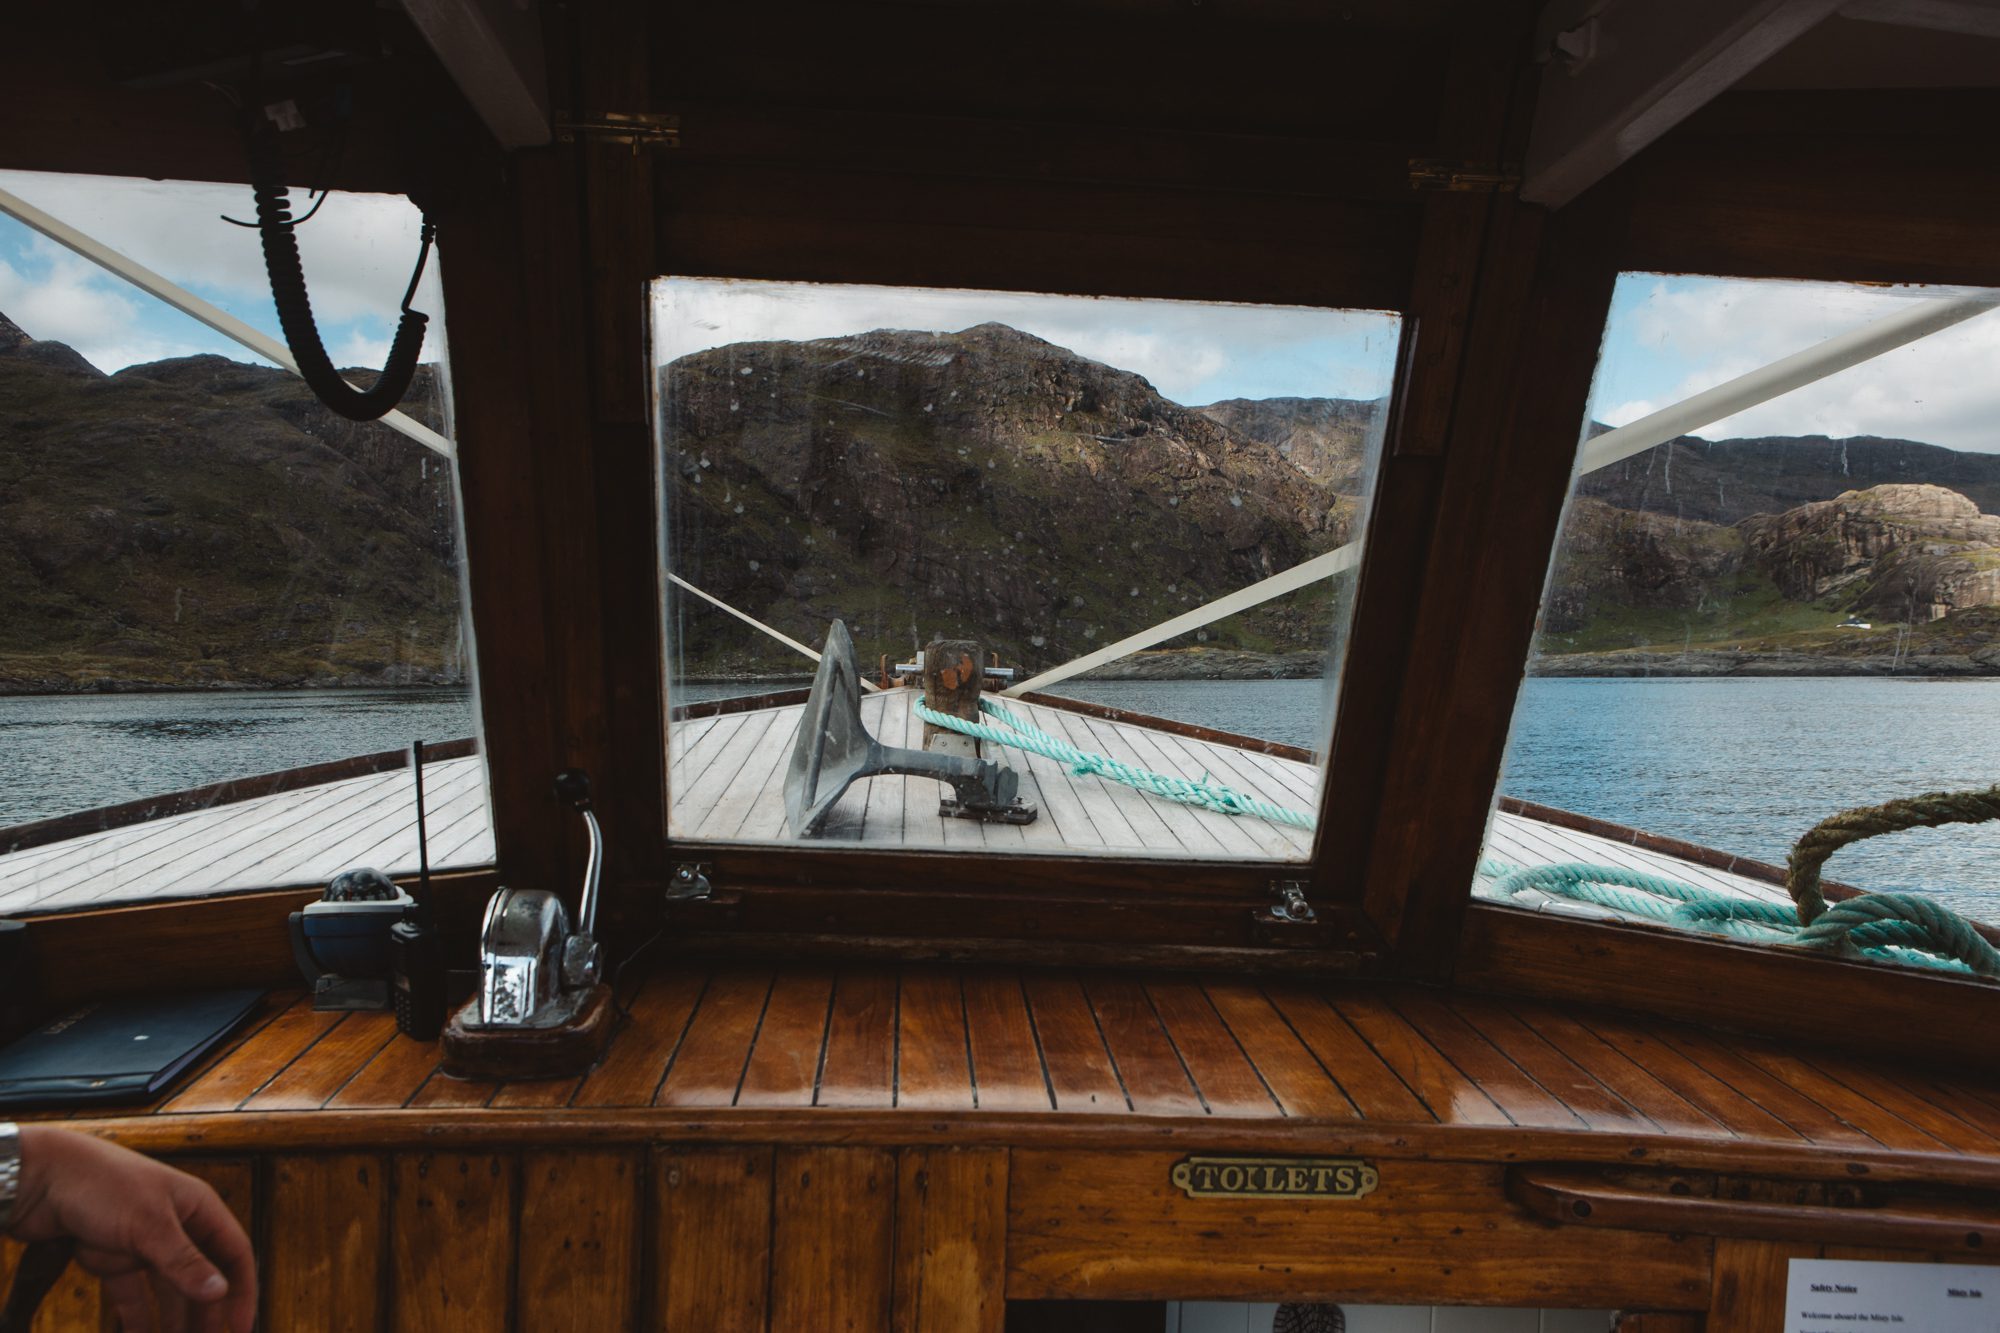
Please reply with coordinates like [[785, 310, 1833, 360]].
[[2, 677, 1996, 917], [696, 675, 2000, 913]]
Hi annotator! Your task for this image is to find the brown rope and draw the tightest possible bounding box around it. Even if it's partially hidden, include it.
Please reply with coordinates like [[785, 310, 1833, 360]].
[[1786, 783, 2000, 926]]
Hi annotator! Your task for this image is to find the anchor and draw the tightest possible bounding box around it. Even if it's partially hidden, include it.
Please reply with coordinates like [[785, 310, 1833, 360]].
[[785, 620, 1037, 837]]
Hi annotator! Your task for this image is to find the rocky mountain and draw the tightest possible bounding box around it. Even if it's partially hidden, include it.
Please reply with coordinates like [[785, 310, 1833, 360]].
[[663, 323, 1362, 675], [1538, 482, 2000, 670], [1740, 484, 2000, 622], [10, 300, 2000, 692], [1195, 395, 1377, 491], [1578, 432, 2000, 525], [0, 314, 463, 692]]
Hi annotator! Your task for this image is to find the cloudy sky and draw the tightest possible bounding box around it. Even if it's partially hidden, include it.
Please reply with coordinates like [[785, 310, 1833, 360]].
[[3, 168, 1998, 452], [0, 168, 444, 376]]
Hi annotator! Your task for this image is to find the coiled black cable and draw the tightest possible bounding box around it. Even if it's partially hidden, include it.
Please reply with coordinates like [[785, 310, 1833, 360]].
[[246, 118, 433, 422]]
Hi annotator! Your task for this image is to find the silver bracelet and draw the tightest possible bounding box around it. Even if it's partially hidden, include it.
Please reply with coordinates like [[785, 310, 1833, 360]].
[[0, 1121, 18, 1231]]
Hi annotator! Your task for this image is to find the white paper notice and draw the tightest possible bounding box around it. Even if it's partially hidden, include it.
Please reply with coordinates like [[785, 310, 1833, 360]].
[[1787, 1258, 2000, 1332]]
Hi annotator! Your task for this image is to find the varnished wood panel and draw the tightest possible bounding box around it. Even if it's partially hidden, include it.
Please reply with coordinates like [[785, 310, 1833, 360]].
[[266, 1154, 384, 1333], [962, 972, 1052, 1113], [737, 967, 834, 1108], [1512, 1001, 1731, 1139], [1006, 1151, 1712, 1308], [1706, 1238, 1820, 1333], [245, 1013, 397, 1112], [771, 1147, 896, 1331], [1330, 991, 1508, 1127], [573, 969, 704, 1107], [1145, 980, 1280, 1118], [654, 1147, 773, 1333], [1389, 989, 1582, 1130], [655, 967, 771, 1107], [517, 1152, 639, 1332], [1263, 988, 1427, 1123], [161, 997, 339, 1113], [818, 971, 898, 1109], [31, 967, 2000, 1171], [1083, 978, 1202, 1117], [390, 1154, 515, 1332], [1202, 982, 1356, 1120], [897, 969, 975, 1112], [893, 1149, 1007, 1333], [1021, 975, 1125, 1114], [329, 1034, 443, 1111], [1654, 1030, 1875, 1149]]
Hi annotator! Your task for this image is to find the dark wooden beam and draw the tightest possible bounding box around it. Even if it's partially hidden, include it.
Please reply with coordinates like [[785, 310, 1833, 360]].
[[1521, 0, 1843, 208], [1622, 89, 2000, 287]]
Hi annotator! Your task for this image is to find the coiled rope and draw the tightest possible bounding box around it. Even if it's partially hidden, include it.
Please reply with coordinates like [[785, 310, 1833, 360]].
[[923, 691, 2000, 978], [1480, 781, 2000, 978], [913, 696, 1316, 829]]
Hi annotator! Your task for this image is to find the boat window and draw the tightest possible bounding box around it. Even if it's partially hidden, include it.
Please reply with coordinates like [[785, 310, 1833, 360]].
[[655, 278, 1398, 860], [1480, 273, 2000, 977], [0, 170, 489, 916]]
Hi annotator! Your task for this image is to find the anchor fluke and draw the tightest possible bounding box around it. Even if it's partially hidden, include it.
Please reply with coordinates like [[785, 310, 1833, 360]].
[[784, 620, 1036, 837]]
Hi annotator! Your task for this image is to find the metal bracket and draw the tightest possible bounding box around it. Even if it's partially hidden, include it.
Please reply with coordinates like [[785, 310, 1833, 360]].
[[666, 862, 714, 903], [554, 111, 682, 151], [1408, 159, 1522, 192], [1268, 880, 1317, 924]]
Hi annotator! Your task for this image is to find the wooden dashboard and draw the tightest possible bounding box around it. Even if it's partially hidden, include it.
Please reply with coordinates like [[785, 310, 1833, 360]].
[[7, 964, 2000, 1331]]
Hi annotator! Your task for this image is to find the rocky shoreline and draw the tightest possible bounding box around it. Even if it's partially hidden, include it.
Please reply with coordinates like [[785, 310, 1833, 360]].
[[1531, 649, 2000, 678]]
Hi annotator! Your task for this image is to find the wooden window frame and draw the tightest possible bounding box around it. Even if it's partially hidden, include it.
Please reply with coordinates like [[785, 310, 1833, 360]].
[[1447, 85, 2000, 1061], [12, 0, 2000, 1071]]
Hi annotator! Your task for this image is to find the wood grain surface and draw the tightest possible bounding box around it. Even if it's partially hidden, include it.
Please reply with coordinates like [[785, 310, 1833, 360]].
[[265, 1154, 384, 1333], [894, 1149, 1008, 1333], [1006, 1151, 1712, 1308], [654, 1147, 774, 1333]]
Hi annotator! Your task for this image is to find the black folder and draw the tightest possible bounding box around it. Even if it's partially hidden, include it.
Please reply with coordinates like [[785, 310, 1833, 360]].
[[0, 988, 264, 1108]]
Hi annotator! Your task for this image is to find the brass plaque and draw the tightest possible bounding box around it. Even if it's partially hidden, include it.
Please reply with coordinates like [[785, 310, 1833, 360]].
[[1170, 1156, 1379, 1201]]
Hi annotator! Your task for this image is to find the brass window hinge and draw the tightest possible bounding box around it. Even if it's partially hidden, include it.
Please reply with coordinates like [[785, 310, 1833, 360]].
[[1408, 159, 1521, 192], [554, 111, 682, 151]]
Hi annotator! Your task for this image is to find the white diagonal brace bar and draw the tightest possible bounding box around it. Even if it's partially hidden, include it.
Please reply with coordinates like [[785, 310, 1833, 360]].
[[1006, 543, 1361, 697], [1577, 291, 2000, 473], [0, 185, 453, 460], [669, 573, 878, 691], [1012, 291, 1999, 698]]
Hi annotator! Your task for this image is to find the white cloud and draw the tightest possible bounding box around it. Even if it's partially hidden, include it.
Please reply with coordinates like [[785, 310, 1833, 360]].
[[0, 168, 443, 332], [332, 326, 393, 373], [1598, 398, 1658, 428], [1598, 276, 2000, 452], [0, 236, 235, 371], [652, 279, 1399, 405]]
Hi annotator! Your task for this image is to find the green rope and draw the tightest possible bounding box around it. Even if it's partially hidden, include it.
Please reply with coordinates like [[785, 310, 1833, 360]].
[[1479, 859, 2000, 976], [923, 693, 2000, 979], [913, 696, 1316, 830]]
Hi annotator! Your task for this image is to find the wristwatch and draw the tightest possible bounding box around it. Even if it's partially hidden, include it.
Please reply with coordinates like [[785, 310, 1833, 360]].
[[0, 1121, 18, 1230]]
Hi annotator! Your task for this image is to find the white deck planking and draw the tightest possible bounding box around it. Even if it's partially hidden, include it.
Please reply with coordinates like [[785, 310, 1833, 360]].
[[668, 688, 1323, 857], [0, 690, 1808, 927], [0, 756, 495, 916]]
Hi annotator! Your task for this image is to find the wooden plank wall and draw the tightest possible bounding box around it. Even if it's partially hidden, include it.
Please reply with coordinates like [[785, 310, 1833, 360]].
[[6, 1147, 1995, 1330], [0, 1145, 1007, 1333]]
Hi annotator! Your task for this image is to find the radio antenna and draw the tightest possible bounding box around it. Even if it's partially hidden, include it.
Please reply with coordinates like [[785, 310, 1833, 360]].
[[411, 739, 433, 927]]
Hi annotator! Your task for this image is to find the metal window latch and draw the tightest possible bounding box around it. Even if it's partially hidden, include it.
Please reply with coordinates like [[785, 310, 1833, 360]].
[[666, 862, 713, 902], [1408, 159, 1522, 192], [1268, 880, 1317, 924], [553, 111, 682, 151]]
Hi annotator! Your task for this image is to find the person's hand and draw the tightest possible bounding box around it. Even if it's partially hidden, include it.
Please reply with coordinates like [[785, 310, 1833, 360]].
[[8, 1126, 256, 1333]]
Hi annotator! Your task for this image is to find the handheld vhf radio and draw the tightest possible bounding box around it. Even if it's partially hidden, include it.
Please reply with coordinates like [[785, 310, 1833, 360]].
[[390, 739, 446, 1040]]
